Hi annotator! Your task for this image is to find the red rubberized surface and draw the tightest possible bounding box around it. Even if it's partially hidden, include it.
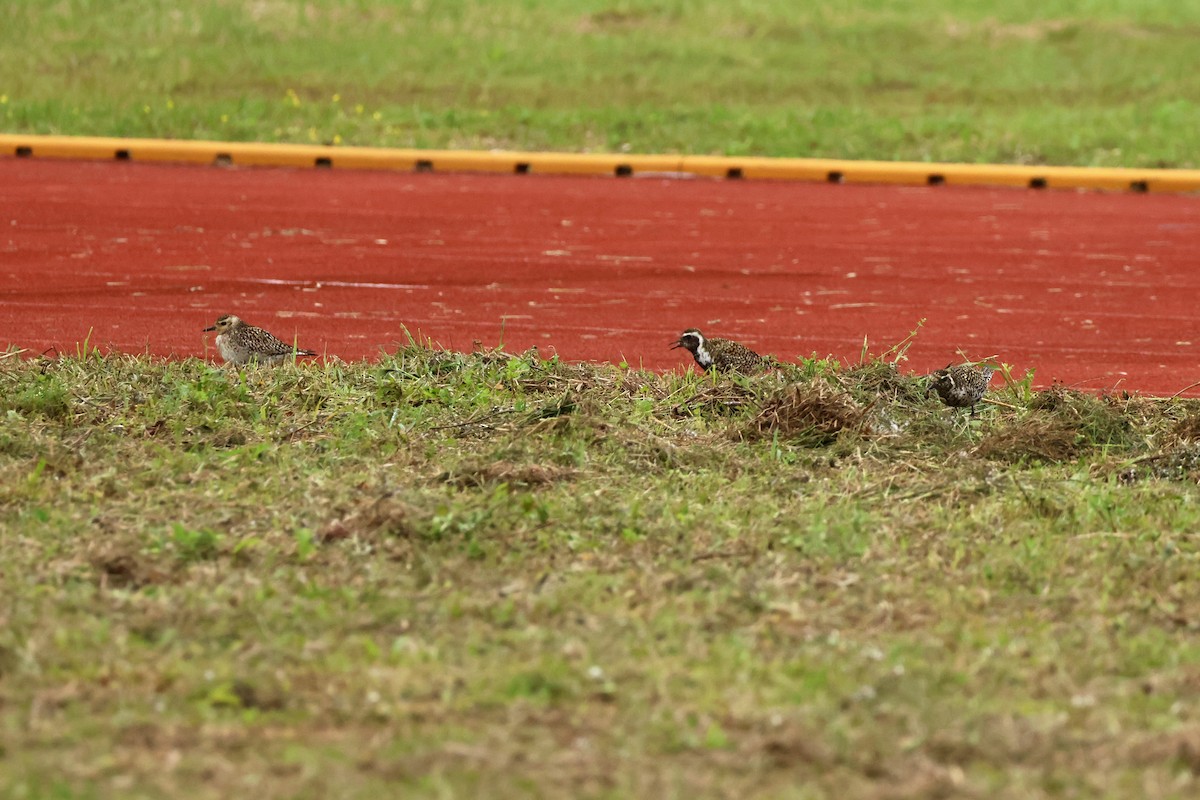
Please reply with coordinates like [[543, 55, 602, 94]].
[[3, 158, 1200, 394]]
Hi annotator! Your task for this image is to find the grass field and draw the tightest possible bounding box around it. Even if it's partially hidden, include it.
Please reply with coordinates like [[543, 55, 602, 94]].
[[1, 346, 1199, 798], [4, 0, 1200, 166]]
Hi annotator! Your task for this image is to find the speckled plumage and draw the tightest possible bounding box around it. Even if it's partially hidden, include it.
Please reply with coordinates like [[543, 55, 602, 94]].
[[671, 328, 771, 375], [930, 363, 994, 414], [203, 314, 317, 366]]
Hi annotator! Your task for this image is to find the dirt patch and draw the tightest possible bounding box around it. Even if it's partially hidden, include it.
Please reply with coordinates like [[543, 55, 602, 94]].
[[320, 494, 421, 543], [439, 459, 577, 488], [89, 544, 169, 589]]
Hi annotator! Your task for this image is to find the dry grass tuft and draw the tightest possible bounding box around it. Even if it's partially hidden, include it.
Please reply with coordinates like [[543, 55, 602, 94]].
[[841, 361, 929, 404], [1021, 385, 1136, 450], [746, 382, 868, 444], [975, 412, 1081, 462], [1028, 383, 1079, 412]]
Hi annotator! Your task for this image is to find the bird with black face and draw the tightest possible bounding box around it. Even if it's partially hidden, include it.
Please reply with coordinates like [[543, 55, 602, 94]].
[[671, 328, 772, 375], [929, 363, 995, 415]]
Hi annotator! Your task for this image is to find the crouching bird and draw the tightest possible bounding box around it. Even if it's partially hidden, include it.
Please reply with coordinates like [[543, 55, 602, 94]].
[[929, 363, 995, 415], [203, 314, 317, 366], [671, 328, 772, 375]]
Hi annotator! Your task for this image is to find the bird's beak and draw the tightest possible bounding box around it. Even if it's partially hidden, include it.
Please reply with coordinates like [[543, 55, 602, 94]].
[[669, 339, 684, 350], [203, 325, 216, 332]]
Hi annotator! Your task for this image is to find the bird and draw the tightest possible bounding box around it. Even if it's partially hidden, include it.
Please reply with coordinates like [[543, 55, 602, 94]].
[[203, 314, 317, 366], [929, 363, 995, 415], [670, 328, 771, 374]]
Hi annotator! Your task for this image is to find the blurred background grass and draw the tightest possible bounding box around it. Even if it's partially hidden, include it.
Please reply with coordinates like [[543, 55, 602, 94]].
[[3, 0, 1198, 166]]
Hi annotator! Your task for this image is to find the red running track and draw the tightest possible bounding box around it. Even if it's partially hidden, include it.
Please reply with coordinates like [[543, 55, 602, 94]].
[[3, 158, 1200, 394]]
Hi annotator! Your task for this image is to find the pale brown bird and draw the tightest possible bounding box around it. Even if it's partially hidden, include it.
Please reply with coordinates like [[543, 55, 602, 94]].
[[203, 314, 317, 366]]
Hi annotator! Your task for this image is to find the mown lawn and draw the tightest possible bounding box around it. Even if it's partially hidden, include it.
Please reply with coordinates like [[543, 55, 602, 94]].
[[1, 347, 1197, 798], [3, 0, 1200, 166]]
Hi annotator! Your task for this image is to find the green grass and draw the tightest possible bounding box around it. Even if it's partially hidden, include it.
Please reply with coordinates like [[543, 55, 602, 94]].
[[4, 0, 1200, 166], [1, 345, 1198, 798]]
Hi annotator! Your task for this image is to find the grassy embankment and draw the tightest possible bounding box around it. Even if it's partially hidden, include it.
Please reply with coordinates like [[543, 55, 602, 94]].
[[1, 345, 1198, 798]]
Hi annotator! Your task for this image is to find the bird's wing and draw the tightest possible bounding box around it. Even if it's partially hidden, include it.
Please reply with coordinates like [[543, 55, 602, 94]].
[[249, 327, 303, 356]]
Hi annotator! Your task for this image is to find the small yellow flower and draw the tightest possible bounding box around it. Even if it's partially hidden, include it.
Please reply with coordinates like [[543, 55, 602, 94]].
[[0, 95, 8, 104], [143, 105, 151, 114], [372, 111, 382, 121], [333, 134, 343, 145], [220, 114, 229, 123], [166, 99, 175, 110], [355, 104, 364, 115], [308, 126, 318, 141], [332, 93, 341, 103]]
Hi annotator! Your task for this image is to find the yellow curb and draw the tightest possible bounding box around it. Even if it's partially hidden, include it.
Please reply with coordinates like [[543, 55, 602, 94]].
[[3, 134, 1200, 193]]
